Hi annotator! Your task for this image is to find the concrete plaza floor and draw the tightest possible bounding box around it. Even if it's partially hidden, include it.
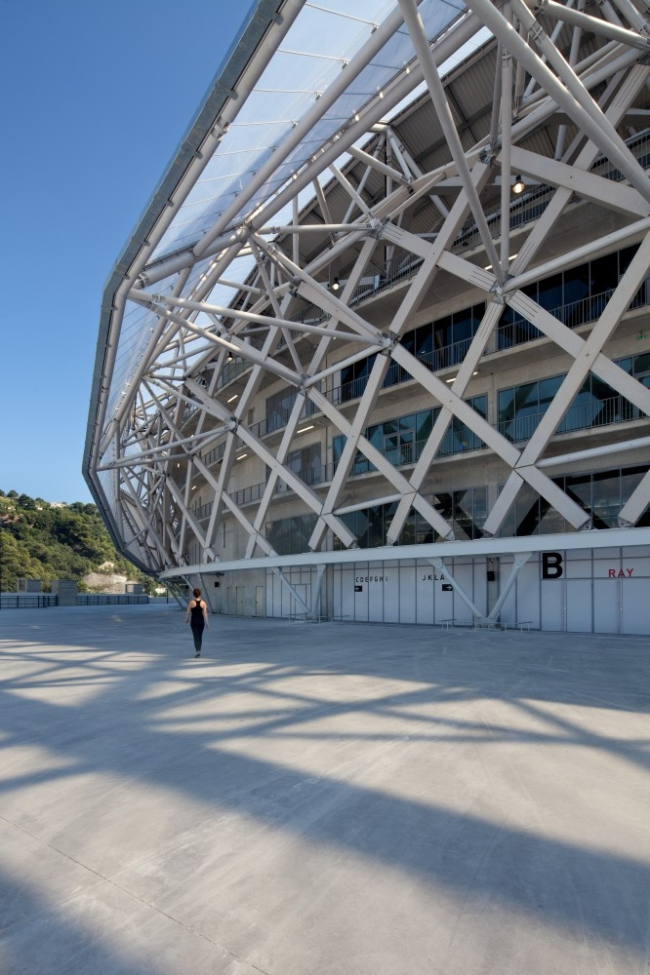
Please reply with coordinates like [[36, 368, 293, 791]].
[[0, 605, 648, 975]]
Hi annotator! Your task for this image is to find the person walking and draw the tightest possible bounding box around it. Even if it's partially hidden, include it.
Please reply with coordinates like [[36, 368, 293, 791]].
[[185, 587, 209, 657]]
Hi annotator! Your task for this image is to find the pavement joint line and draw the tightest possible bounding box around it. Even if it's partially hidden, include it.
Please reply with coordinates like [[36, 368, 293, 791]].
[[0, 810, 273, 973]]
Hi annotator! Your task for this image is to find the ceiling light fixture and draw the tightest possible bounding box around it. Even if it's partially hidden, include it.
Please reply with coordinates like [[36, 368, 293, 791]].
[[297, 425, 314, 434], [236, 454, 247, 461], [331, 277, 340, 291], [227, 394, 238, 403], [512, 174, 526, 195]]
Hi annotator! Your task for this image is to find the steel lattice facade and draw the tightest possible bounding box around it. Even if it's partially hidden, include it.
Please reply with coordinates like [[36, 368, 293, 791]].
[[85, 0, 650, 632]]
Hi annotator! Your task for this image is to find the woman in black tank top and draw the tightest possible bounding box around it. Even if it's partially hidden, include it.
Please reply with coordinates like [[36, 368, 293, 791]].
[[184, 587, 209, 657]]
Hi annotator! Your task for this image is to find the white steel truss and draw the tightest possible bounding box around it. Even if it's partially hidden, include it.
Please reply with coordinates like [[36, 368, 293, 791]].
[[86, 0, 650, 588]]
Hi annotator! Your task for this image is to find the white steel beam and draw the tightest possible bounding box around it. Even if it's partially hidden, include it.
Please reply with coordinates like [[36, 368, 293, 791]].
[[506, 146, 650, 217], [467, 0, 650, 202], [533, 0, 650, 49], [160, 528, 650, 581], [428, 557, 483, 619], [485, 551, 533, 623], [397, 0, 504, 281]]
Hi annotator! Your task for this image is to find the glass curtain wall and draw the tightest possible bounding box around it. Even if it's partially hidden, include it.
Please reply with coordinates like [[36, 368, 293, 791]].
[[333, 396, 488, 475], [499, 464, 650, 535], [498, 355, 650, 442]]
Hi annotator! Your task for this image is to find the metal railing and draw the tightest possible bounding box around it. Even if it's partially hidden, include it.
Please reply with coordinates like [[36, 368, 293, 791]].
[[0, 594, 56, 609], [191, 391, 645, 516], [499, 395, 646, 443], [0, 593, 151, 609], [202, 441, 227, 468], [196, 276, 650, 458], [77, 594, 149, 606], [228, 463, 334, 508], [249, 399, 317, 439], [593, 130, 650, 183], [193, 501, 214, 521], [496, 287, 622, 349]]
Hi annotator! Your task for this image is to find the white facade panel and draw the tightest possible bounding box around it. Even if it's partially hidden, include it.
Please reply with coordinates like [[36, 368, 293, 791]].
[[541, 579, 565, 632], [513, 561, 541, 629], [593, 580, 619, 633], [434, 583, 455, 625], [415, 563, 436, 625], [398, 562, 417, 623], [566, 580, 593, 632], [368, 578, 384, 622], [473, 564, 488, 621], [340, 565, 357, 621], [621, 579, 650, 634], [499, 558, 517, 627], [260, 546, 650, 633], [351, 564, 369, 622], [565, 560, 592, 579]]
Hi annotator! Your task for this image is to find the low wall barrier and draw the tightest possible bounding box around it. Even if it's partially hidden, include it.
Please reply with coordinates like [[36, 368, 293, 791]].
[[0, 593, 150, 609], [76, 594, 149, 606], [0, 594, 57, 609]]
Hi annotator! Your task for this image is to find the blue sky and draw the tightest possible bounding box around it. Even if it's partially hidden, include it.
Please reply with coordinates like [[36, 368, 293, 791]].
[[0, 0, 248, 502]]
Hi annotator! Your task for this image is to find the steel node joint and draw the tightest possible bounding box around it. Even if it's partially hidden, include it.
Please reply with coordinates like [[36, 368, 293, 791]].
[[490, 288, 506, 305], [367, 217, 385, 239]]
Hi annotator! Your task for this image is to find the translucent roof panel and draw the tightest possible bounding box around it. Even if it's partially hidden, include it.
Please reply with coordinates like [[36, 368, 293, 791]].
[[150, 0, 464, 261], [102, 0, 469, 427]]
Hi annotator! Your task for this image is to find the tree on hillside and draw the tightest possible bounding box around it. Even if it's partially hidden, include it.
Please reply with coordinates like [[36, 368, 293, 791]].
[[0, 491, 156, 593]]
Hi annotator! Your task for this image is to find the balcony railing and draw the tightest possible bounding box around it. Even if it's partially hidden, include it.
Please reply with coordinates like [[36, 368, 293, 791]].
[[202, 441, 227, 468], [197, 275, 650, 455], [497, 287, 620, 350], [191, 389, 647, 518], [499, 395, 646, 443]]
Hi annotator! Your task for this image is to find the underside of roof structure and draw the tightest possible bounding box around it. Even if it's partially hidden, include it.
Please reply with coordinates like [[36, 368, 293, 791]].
[[85, 0, 650, 581]]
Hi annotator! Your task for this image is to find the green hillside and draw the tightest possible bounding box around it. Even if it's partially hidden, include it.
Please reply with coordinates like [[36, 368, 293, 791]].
[[0, 490, 155, 593]]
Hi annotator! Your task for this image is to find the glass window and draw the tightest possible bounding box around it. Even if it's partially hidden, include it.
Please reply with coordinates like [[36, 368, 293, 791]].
[[266, 513, 317, 554], [451, 310, 473, 345], [340, 355, 376, 402], [590, 253, 618, 295], [416, 409, 434, 443], [590, 470, 620, 528], [453, 486, 487, 539], [621, 466, 645, 508], [619, 244, 639, 277], [414, 323, 434, 357], [514, 481, 543, 536], [265, 387, 315, 432], [538, 273, 562, 314], [633, 352, 650, 387], [333, 435, 346, 464], [283, 443, 321, 486], [495, 464, 649, 537], [563, 264, 590, 308], [499, 375, 565, 441]]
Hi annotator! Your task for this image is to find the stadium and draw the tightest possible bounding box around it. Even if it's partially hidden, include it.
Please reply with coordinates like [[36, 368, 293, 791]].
[[85, 0, 650, 633]]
